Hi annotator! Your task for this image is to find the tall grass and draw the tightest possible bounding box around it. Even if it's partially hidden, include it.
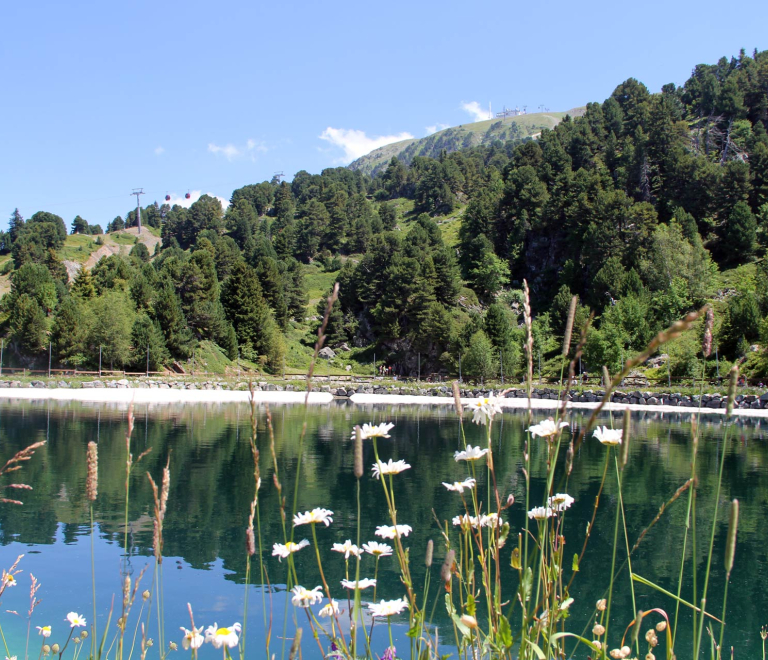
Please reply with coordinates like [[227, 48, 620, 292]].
[[0, 297, 747, 660]]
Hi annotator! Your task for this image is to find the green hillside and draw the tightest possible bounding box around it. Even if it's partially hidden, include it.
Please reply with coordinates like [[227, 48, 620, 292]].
[[348, 108, 585, 176]]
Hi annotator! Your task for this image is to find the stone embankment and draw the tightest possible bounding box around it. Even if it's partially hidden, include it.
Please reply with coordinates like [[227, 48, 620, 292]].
[[1, 379, 766, 411], [0, 379, 295, 392], [331, 385, 768, 411]]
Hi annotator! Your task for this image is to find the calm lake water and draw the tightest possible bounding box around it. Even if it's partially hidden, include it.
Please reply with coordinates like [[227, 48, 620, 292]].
[[0, 400, 766, 659]]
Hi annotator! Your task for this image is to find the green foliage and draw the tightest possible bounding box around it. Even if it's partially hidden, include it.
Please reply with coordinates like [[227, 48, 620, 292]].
[[9, 262, 57, 313], [10, 294, 48, 352], [89, 290, 135, 368], [462, 330, 496, 382], [130, 242, 151, 263]]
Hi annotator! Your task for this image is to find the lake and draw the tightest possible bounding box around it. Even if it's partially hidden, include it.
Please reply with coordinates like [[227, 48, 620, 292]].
[[0, 400, 765, 659]]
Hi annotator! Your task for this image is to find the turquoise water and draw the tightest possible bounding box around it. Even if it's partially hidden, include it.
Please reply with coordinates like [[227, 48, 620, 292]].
[[0, 400, 765, 658]]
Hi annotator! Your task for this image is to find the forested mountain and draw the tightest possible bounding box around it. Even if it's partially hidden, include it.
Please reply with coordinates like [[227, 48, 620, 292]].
[[348, 109, 585, 176], [2, 48, 768, 381]]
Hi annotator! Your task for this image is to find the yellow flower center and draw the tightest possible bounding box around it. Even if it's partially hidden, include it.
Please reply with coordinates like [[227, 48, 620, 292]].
[[217, 628, 230, 636]]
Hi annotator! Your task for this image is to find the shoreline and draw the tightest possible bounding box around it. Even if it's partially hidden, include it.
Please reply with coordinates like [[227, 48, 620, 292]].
[[0, 387, 767, 418]]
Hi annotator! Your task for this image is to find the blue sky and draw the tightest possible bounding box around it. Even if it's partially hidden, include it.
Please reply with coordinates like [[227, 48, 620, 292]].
[[2, 0, 767, 231]]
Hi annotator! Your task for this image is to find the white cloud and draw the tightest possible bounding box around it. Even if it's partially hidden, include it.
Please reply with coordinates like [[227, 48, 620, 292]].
[[208, 143, 242, 160], [319, 127, 414, 163], [165, 190, 230, 212], [208, 139, 267, 162], [426, 123, 450, 135], [246, 139, 268, 153], [460, 101, 490, 122], [154, 146, 165, 155]]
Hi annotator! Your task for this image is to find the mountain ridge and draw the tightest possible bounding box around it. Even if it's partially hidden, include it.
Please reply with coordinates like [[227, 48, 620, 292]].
[[348, 107, 586, 175]]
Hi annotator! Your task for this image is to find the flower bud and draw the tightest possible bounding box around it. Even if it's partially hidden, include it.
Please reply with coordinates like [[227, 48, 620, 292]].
[[620, 646, 631, 658], [81, 631, 89, 639], [592, 624, 605, 636], [506, 493, 515, 507], [592, 641, 601, 650], [460, 614, 478, 629], [596, 599, 607, 611], [51, 644, 60, 655], [655, 621, 667, 632], [441, 549, 455, 584], [142, 589, 151, 601], [147, 639, 154, 647], [169, 642, 178, 651], [42, 645, 51, 655], [74, 637, 81, 644]]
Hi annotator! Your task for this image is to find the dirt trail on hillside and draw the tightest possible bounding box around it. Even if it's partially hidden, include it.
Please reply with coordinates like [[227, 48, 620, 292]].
[[62, 227, 162, 281]]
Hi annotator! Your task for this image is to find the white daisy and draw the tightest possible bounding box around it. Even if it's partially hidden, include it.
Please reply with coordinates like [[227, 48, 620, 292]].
[[442, 478, 477, 493], [452, 514, 481, 529], [291, 585, 324, 607], [548, 493, 574, 512], [527, 506, 554, 520], [467, 396, 503, 426], [341, 578, 377, 590], [368, 597, 409, 617], [375, 524, 412, 539], [272, 539, 310, 561], [293, 508, 334, 527], [480, 512, 502, 528], [593, 426, 623, 446], [205, 623, 241, 649], [36, 626, 51, 638], [362, 541, 393, 557], [180, 626, 204, 650], [454, 445, 490, 462], [372, 459, 411, 479], [66, 612, 86, 628], [351, 423, 395, 440], [319, 600, 340, 617], [331, 540, 362, 559], [527, 419, 569, 439]]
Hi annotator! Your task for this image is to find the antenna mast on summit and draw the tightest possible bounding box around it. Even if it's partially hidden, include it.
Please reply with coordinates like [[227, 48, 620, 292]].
[[132, 188, 145, 234]]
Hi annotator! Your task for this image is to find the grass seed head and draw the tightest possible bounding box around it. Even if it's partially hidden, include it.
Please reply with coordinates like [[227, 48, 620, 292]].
[[727, 365, 739, 416], [562, 295, 578, 357], [725, 498, 739, 574], [86, 442, 98, 501], [353, 426, 364, 478], [425, 539, 433, 568], [702, 306, 714, 358]]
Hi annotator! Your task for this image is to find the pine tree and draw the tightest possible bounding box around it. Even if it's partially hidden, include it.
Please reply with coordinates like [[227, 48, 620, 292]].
[[154, 283, 195, 358], [220, 260, 273, 357], [11, 294, 48, 353], [51, 296, 90, 366], [71, 267, 96, 299], [131, 314, 170, 371], [255, 257, 288, 329], [8, 208, 24, 244]]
